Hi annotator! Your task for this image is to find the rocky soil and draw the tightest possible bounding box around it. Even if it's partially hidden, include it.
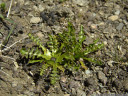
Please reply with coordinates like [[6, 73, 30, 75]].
[[0, 0, 128, 96]]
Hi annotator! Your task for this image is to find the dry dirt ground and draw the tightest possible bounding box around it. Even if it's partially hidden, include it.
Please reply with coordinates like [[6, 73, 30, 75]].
[[0, 0, 128, 96]]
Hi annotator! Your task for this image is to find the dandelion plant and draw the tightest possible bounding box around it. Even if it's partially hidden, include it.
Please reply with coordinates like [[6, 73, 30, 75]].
[[20, 22, 104, 84]]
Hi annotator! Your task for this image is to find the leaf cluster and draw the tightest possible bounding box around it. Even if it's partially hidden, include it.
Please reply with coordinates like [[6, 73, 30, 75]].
[[20, 22, 104, 84], [0, 2, 6, 12]]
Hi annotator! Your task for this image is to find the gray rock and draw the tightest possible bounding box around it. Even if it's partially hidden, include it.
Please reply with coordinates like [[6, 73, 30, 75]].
[[72, 0, 89, 7], [12, 81, 18, 87], [83, 36, 93, 45], [71, 88, 77, 96], [108, 15, 118, 21], [69, 80, 81, 89], [77, 89, 86, 96], [85, 77, 96, 86], [113, 79, 123, 90], [107, 60, 114, 67], [97, 71, 107, 85], [18, 0, 25, 5], [38, 5, 45, 12], [30, 17, 41, 24], [116, 23, 124, 31], [123, 80, 128, 91], [115, 10, 120, 15]]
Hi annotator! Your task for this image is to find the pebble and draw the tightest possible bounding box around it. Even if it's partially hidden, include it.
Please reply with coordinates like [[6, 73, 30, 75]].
[[18, 0, 25, 5], [115, 10, 120, 15], [12, 81, 18, 87], [107, 60, 114, 67], [113, 79, 123, 89], [103, 41, 107, 45], [84, 37, 93, 45], [124, 39, 128, 43], [103, 67, 109, 75], [69, 81, 81, 89], [30, 17, 41, 24], [60, 76, 67, 83], [71, 88, 77, 95], [123, 80, 128, 91], [90, 24, 97, 29], [97, 71, 107, 85], [72, 0, 89, 7], [36, 32, 44, 39], [77, 89, 86, 96], [98, 22, 105, 26], [85, 77, 96, 86], [116, 23, 124, 31], [39, 5, 45, 12], [108, 15, 119, 21], [33, 5, 38, 11]]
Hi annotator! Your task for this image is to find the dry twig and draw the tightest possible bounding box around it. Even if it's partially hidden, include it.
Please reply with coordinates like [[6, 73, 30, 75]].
[[7, 0, 13, 18]]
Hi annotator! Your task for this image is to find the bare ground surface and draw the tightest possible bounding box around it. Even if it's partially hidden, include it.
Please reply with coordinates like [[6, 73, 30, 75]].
[[0, 0, 128, 96]]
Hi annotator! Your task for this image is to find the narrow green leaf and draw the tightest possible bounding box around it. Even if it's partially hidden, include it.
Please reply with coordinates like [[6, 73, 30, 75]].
[[29, 60, 43, 63], [83, 57, 102, 65], [40, 64, 50, 76], [79, 25, 86, 44]]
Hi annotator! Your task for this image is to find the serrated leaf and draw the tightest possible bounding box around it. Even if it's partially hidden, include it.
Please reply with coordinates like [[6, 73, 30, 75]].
[[40, 64, 50, 76], [20, 49, 29, 58], [79, 58, 88, 70], [79, 25, 86, 44], [0, 14, 4, 19], [57, 65, 65, 72], [83, 57, 102, 65], [29, 59, 43, 63]]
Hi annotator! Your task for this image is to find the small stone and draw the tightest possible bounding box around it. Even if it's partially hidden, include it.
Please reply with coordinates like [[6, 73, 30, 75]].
[[12, 81, 18, 87], [116, 23, 124, 31], [33, 5, 38, 11], [113, 79, 123, 89], [90, 24, 97, 29], [85, 77, 96, 86], [115, 10, 120, 15], [30, 17, 41, 24], [108, 15, 118, 21], [98, 22, 105, 26], [85, 70, 91, 75], [124, 39, 128, 43], [71, 88, 77, 96], [84, 37, 93, 45], [18, 0, 24, 5], [103, 67, 108, 75], [77, 89, 86, 96], [103, 41, 107, 45], [36, 32, 44, 39], [97, 71, 107, 85], [107, 60, 114, 67], [123, 80, 128, 91], [72, 0, 89, 7], [60, 76, 67, 83], [39, 5, 45, 12], [69, 81, 81, 89]]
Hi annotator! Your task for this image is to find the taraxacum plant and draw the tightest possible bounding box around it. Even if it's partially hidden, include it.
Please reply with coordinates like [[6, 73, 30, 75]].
[[20, 22, 104, 84]]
